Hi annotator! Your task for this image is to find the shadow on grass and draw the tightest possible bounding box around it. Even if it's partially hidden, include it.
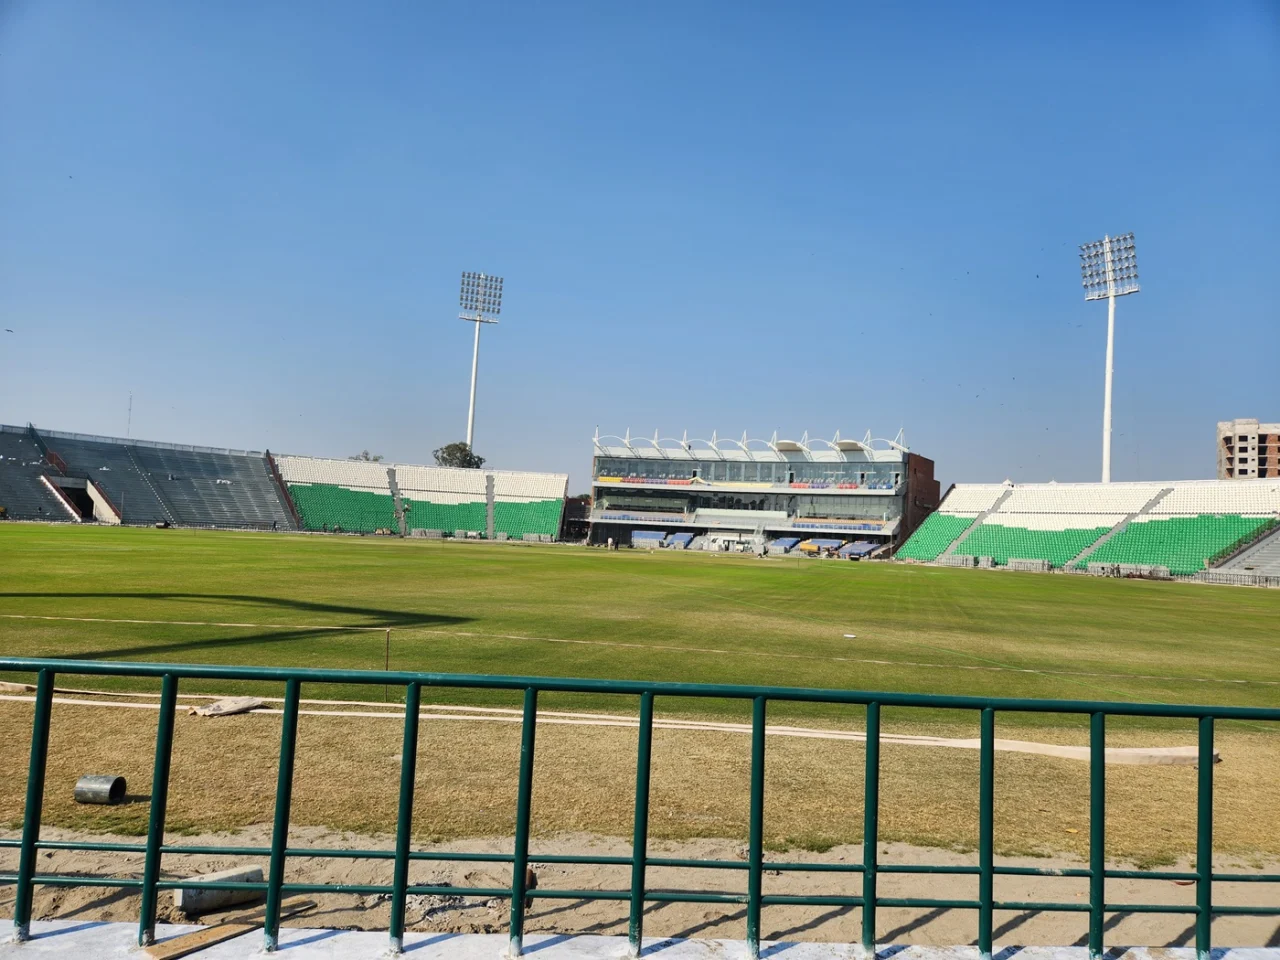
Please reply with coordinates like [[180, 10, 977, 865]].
[[0, 592, 470, 661]]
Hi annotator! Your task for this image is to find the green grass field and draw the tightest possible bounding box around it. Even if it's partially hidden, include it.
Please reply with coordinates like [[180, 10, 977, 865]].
[[1, 523, 1277, 725]]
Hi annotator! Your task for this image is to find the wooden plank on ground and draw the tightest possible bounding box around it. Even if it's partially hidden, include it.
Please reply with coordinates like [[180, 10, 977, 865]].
[[141, 898, 316, 960]]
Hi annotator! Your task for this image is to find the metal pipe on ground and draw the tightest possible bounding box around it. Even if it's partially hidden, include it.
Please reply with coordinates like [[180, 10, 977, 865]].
[[73, 774, 126, 805]]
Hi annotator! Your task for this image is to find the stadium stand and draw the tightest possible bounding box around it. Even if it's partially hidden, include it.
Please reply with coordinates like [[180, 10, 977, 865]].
[[277, 455, 567, 539], [130, 446, 295, 529], [0, 426, 298, 529], [1083, 515, 1274, 576], [664, 532, 695, 549], [1216, 524, 1280, 577], [897, 478, 1280, 577], [395, 464, 488, 535], [492, 470, 568, 540], [955, 514, 1122, 568], [0, 428, 68, 520], [894, 513, 976, 561]]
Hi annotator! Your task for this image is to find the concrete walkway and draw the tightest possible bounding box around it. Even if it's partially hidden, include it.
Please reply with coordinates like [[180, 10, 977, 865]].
[[3, 920, 1280, 960]]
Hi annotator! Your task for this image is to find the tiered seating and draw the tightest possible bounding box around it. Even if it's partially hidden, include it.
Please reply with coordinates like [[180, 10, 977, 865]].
[[43, 433, 172, 524], [999, 483, 1162, 514], [767, 536, 800, 554], [936, 484, 1008, 514], [664, 532, 695, 548], [1149, 481, 1280, 517], [633, 530, 666, 547], [287, 483, 398, 533], [955, 514, 1122, 568], [492, 469, 567, 539], [131, 446, 294, 529], [895, 513, 975, 561], [396, 465, 488, 535], [1081, 480, 1280, 575], [277, 456, 395, 533], [0, 429, 68, 520], [1084, 515, 1275, 576]]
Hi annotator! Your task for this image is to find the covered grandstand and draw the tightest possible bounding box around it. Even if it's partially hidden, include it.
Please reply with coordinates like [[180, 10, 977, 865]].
[[0, 423, 569, 541], [588, 428, 939, 551], [896, 478, 1280, 578]]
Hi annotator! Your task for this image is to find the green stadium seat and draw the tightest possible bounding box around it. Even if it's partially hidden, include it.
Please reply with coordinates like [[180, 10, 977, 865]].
[[1079, 515, 1271, 576], [896, 514, 976, 561], [954, 523, 1112, 569]]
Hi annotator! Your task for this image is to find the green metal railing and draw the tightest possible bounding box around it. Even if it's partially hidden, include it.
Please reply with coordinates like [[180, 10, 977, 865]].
[[0, 657, 1276, 959]]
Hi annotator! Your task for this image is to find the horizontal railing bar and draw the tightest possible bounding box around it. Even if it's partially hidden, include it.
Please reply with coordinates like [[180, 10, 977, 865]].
[[410, 851, 511, 863], [763, 861, 864, 873], [1212, 873, 1280, 883], [995, 900, 1091, 913], [0, 840, 19, 849], [523, 889, 632, 901], [0, 874, 144, 889], [647, 857, 750, 870], [998, 866, 1091, 878], [36, 841, 148, 854], [1106, 869, 1198, 881], [3, 656, 1278, 720], [7, 873, 1271, 918], [646, 891, 749, 904], [531, 854, 633, 866], [1104, 903, 1200, 914], [877, 897, 982, 909], [762, 894, 864, 906], [880, 865, 979, 876]]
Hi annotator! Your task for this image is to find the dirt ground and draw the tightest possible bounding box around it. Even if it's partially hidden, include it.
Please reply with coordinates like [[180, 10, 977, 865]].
[[1, 824, 1278, 948]]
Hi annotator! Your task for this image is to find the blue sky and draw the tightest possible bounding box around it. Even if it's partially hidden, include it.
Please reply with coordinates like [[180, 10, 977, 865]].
[[2, 1, 1277, 492]]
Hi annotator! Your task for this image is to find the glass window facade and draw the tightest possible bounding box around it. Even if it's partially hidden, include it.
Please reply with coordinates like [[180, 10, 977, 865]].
[[597, 488, 902, 522], [593, 455, 898, 486]]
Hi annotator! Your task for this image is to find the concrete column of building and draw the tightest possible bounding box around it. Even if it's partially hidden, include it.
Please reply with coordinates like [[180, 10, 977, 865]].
[[486, 473, 495, 540]]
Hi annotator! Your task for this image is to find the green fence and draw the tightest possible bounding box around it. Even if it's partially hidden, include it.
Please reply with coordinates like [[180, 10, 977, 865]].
[[0, 657, 1276, 959]]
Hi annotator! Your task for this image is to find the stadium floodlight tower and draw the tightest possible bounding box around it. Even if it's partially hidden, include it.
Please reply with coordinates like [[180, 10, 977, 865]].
[[1080, 232, 1139, 483], [458, 271, 503, 449]]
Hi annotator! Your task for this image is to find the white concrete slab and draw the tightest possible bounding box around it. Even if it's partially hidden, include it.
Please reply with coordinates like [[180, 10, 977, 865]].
[[2, 920, 1279, 960]]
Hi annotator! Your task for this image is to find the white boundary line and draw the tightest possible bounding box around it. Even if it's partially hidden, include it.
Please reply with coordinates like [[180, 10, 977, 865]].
[[0, 693, 1207, 765]]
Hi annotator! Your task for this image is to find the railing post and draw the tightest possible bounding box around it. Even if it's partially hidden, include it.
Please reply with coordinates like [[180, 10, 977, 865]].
[[1088, 712, 1105, 960], [1195, 715, 1214, 960], [13, 669, 54, 943], [138, 673, 179, 946], [861, 702, 880, 958], [389, 682, 422, 953], [977, 706, 995, 960], [508, 687, 538, 958], [628, 692, 655, 958], [746, 696, 766, 959], [263, 677, 301, 952]]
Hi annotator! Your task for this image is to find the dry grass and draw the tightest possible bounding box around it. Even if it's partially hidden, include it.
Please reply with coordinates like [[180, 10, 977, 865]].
[[2, 700, 1277, 866]]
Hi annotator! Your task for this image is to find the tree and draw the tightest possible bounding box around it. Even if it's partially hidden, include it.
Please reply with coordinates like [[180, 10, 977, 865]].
[[348, 450, 384, 462], [433, 442, 485, 469]]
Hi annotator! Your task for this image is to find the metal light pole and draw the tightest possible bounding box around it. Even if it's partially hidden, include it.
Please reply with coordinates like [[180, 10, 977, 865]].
[[458, 271, 503, 449], [1080, 233, 1139, 483]]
